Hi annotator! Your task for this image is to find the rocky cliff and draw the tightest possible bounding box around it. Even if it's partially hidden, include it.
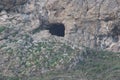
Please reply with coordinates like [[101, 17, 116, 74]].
[[0, 0, 120, 79], [46, 0, 120, 52], [0, 0, 120, 52]]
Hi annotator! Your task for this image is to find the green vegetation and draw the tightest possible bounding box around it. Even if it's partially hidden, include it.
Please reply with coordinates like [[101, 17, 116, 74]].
[[0, 41, 120, 80], [80, 49, 120, 80], [0, 26, 5, 33]]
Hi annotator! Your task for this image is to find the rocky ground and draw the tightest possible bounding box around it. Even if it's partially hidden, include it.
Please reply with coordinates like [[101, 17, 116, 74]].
[[0, 0, 120, 80]]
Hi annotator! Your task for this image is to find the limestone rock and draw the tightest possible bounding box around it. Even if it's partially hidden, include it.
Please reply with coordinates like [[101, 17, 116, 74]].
[[0, 0, 120, 52], [0, 0, 27, 11], [45, 0, 120, 52]]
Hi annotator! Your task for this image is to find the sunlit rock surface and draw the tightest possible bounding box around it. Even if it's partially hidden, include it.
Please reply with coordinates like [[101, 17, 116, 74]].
[[0, 0, 120, 52]]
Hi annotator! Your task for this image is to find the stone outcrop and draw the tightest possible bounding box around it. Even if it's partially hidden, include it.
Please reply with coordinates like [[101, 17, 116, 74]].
[[44, 0, 120, 52], [0, 0, 120, 52], [0, 0, 27, 11], [0, 0, 120, 78]]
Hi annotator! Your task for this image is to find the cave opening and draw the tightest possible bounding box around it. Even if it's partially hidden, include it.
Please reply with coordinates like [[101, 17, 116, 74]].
[[48, 23, 65, 37]]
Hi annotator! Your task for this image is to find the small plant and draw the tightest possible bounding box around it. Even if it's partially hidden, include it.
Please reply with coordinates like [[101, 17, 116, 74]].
[[0, 26, 5, 33], [0, 36, 120, 80]]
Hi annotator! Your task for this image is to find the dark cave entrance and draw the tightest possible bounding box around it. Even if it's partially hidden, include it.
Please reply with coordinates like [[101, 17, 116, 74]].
[[48, 23, 65, 37]]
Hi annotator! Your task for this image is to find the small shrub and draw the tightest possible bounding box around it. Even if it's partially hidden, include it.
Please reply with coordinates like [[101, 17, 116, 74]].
[[0, 26, 5, 33]]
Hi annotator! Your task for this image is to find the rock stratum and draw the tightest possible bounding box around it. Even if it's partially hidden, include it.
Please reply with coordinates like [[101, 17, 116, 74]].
[[0, 0, 120, 52]]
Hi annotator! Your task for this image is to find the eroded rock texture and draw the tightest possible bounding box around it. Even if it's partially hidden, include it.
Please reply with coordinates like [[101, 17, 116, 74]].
[[0, 0, 120, 78], [45, 0, 120, 52], [0, 0, 120, 52], [46, 0, 120, 51], [0, 0, 28, 11]]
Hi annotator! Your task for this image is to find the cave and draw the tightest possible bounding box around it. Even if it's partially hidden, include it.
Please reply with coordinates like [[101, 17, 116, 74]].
[[111, 25, 120, 42], [48, 23, 65, 37]]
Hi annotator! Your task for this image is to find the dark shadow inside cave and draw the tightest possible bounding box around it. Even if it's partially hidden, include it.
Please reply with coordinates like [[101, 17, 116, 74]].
[[111, 24, 120, 42], [48, 23, 65, 37]]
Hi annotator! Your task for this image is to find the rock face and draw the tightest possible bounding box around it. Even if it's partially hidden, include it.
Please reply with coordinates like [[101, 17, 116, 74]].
[[0, 0, 120, 52], [0, 0, 120, 79], [0, 0, 28, 11], [45, 0, 120, 52]]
